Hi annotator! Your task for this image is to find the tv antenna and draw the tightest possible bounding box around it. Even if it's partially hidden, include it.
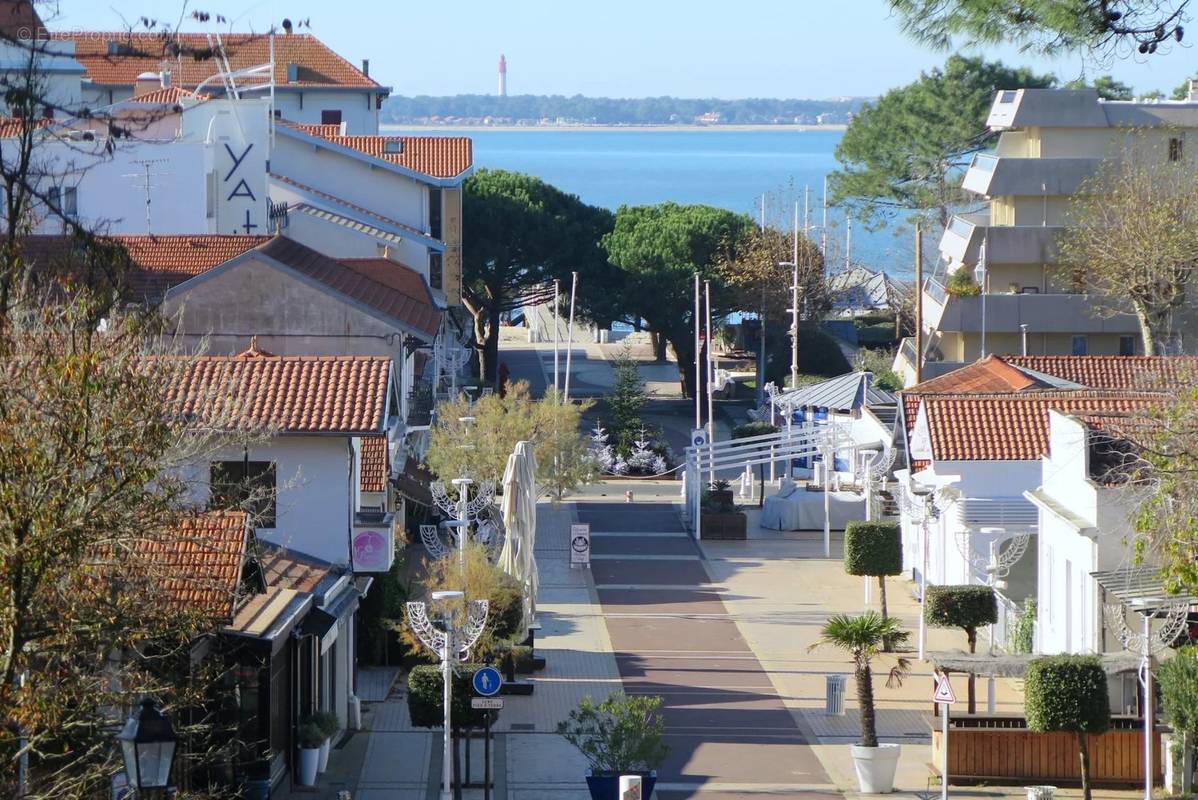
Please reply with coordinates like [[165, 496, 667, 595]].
[[122, 158, 172, 233]]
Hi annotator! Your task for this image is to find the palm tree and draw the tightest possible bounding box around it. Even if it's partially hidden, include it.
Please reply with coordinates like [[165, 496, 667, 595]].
[[809, 612, 911, 747]]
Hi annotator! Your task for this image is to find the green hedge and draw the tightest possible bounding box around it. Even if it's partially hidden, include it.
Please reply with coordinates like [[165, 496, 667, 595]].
[[732, 421, 778, 440], [1157, 648, 1198, 736], [923, 585, 998, 630], [407, 664, 501, 729], [1024, 655, 1110, 735], [843, 522, 902, 577]]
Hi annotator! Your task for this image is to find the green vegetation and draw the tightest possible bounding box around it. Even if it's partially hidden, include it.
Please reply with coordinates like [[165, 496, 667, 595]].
[[732, 421, 779, 439], [809, 612, 911, 747], [463, 169, 614, 381], [408, 664, 501, 729], [1012, 598, 1037, 655], [946, 268, 982, 297], [607, 345, 648, 451], [924, 585, 998, 712], [829, 55, 1055, 227], [383, 95, 863, 126], [1064, 74, 1133, 99], [843, 522, 903, 635], [557, 693, 669, 774], [604, 203, 754, 398], [1024, 655, 1110, 800], [763, 322, 852, 384], [296, 722, 325, 750], [854, 347, 903, 391], [886, 0, 1187, 56], [1158, 647, 1198, 792]]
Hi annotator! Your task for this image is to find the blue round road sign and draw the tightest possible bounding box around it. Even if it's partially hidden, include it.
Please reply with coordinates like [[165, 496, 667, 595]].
[[473, 666, 502, 697]]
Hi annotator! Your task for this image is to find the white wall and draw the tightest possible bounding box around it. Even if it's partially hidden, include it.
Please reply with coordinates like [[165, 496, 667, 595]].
[[271, 89, 378, 135], [273, 195, 430, 277]]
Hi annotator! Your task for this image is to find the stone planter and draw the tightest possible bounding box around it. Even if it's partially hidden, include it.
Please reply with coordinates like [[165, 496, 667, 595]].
[[702, 511, 747, 540], [850, 743, 901, 793]]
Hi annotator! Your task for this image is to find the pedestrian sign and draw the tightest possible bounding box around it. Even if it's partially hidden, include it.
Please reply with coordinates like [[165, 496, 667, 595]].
[[473, 666, 502, 697], [933, 672, 956, 704]]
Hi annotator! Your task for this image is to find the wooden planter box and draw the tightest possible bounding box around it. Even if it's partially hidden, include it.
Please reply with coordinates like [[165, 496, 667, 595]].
[[702, 511, 746, 540], [931, 716, 1161, 788]]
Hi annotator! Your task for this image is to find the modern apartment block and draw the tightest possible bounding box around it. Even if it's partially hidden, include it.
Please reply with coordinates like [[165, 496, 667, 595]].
[[896, 88, 1198, 385]]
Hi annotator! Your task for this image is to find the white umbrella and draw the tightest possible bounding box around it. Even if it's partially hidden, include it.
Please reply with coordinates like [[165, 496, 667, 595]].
[[498, 440, 539, 632]]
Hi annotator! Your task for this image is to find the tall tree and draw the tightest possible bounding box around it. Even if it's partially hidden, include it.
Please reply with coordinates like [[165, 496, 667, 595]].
[[829, 56, 1055, 227], [603, 203, 753, 399], [462, 169, 613, 383], [1058, 142, 1198, 355], [887, 0, 1189, 56]]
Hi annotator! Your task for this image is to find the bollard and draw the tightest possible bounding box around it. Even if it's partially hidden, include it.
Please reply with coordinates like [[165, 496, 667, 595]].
[[625, 490, 634, 503]]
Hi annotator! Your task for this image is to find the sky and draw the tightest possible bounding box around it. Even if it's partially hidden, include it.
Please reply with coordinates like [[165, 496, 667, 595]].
[[52, 0, 1198, 99]]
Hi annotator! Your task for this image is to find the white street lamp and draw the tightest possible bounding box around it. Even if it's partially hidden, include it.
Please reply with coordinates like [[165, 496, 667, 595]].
[[407, 592, 489, 800], [974, 237, 988, 359]]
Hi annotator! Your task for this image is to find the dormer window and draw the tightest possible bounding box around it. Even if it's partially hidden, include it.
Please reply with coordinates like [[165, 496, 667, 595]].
[[383, 139, 402, 155], [998, 90, 1017, 103]]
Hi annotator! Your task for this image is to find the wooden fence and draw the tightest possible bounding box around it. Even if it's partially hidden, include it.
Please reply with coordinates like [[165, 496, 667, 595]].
[[930, 715, 1161, 787]]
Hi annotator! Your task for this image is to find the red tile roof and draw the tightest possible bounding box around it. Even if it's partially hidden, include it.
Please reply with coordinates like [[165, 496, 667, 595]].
[[0, 117, 52, 138], [256, 238, 442, 339], [137, 511, 249, 621], [919, 392, 1161, 461], [116, 234, 270, 296], [1005, 355, 1198, 391], [162, 349, 392, 433], [259, 543, 329, 593], [281, 122, 472, 179], [62, 32, 379, 90], [127, 85, 208, 105], [359, 435, 389, 493]]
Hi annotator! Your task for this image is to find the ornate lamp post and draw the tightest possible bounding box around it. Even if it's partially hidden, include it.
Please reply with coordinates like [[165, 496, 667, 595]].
[[407, 591, 489, 800], [116, 697, 177, 798]]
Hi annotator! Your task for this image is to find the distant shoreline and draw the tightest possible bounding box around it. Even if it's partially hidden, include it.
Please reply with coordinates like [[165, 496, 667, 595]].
[[379, 123, 847, 133]]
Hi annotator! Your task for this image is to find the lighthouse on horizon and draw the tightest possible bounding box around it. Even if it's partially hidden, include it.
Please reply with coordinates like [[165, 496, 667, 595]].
[[498, 54, 507, 97]]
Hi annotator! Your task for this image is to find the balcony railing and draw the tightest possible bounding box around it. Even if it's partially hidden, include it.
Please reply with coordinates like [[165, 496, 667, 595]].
[[933, 290, 1139, 334]]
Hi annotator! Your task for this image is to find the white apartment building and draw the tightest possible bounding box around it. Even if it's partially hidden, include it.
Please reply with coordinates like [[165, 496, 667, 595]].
[[897, 88, 1198, 385]]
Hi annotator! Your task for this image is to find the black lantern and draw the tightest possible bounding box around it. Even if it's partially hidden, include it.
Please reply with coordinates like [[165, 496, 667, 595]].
[[116, 698, 177, 794]]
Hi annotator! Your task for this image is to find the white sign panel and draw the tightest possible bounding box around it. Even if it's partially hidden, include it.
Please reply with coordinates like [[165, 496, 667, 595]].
[[933, 672, 957, 705], [471, 697, 504, 710], [619, 775, 643, 800], [570, 523, 591, 565], [690, 428, 709, 449]]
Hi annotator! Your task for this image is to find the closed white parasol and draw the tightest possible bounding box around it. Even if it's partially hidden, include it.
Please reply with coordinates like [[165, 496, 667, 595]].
[[498, 440, 539, 633]]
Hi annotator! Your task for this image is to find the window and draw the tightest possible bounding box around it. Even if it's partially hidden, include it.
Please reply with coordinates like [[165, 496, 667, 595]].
[[1071, 335, 1088, 356], [1119, 335, 1136, 356], [428, 187, 442, 240], [210, 460, 276, 528], [429, 251, 443, 291], [383, 139, 402, 155], [1170, 136, 1184, 162], [61, 187, 77, 217], [999, 90, 1017, 103], [320, 109, 342, 126]]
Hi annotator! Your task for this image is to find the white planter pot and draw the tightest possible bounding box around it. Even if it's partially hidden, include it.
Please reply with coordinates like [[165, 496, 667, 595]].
[[297, 746, 320, 786], [850, 743, 901, 794], [317, 738, 331, 772]]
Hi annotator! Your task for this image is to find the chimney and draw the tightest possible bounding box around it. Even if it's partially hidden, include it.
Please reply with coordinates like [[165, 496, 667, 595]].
[[159, 70, 171, 88], [133, 71, 161, 97], [362, 58, 370, 77]]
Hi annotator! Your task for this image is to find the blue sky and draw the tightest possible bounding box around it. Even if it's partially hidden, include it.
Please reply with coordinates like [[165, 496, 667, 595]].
[[54, 0, 1198, 99]]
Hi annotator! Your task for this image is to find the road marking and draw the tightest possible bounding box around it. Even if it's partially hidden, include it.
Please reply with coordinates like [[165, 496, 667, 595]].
[[589, 531, 690, 538], [590, 554, 699, 561], [596, 584, 728, 591]]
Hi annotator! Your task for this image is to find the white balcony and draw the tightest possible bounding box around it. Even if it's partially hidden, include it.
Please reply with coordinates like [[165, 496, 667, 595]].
[[961, 154, 1100, 198], [931, 291, 1138, 335]]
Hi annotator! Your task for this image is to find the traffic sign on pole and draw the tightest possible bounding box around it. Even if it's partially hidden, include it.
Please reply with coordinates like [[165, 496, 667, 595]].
[[933, 672, 957, 704], [473, 666, 502, 697]]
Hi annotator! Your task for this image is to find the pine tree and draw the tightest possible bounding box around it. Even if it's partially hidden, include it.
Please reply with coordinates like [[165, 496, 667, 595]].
[[608, 345, 647, 451]]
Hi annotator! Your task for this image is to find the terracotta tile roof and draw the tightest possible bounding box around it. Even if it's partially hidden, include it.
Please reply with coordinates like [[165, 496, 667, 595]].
[[258, 543, 330, 594], [256, 237, 442, 339], [1005, 355, 1198, 391], [908, 355, 1052, 396], [137, 510, 249, 621], [62, 32, 379, 89], [127, 85, 208, 105], [0, 117, 52, 138], [360, 435, 389, 493], [162, 348, 392, 434], [280, 123, 472, 179], [920, 392, 1161, 461], [117, 234, 270, 296]]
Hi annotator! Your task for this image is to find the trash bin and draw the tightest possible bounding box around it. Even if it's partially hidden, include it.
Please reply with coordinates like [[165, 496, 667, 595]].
[[825, 673, 847, 715], [1026, 786, 1057, 800]]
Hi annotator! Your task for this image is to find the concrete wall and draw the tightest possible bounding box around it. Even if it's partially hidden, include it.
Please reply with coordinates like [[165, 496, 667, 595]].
[[271, 89, 379, 135]]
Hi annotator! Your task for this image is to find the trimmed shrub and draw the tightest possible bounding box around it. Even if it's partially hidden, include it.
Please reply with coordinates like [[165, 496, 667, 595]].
[[732, 421, 778, 440], [407, 664, 500, 729], [843, 522, 902, 578], [1025, 655, 1110, 800], [1158, 648, 1198, 738], [924, 585, 998, 644], [946, 269, 981, 297]]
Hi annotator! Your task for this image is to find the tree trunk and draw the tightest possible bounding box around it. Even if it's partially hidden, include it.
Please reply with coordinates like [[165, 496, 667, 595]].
[[479, 305, 502, 384], [1135, 308, 1159, 356], [879, 576, 892, 652], [966, 627, 977, 715], [857, 663, 878, 747], [650, 330, 667, 361], [1078, 731, 1092, 800]]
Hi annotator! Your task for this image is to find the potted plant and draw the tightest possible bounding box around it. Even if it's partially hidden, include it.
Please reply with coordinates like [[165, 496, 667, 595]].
[[701, 484, 746, 540], [809, 612, 910, 793], [707, 479, 734, 508], [309, 710, 340, 772], [295, 722, 324, 787], [557, 692, 668, 800]]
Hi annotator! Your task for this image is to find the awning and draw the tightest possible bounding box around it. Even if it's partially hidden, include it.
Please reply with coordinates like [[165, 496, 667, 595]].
[[393, 456, 433, 506], [299, 608, 338, 654], [1090, 565, 1198, 613]]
